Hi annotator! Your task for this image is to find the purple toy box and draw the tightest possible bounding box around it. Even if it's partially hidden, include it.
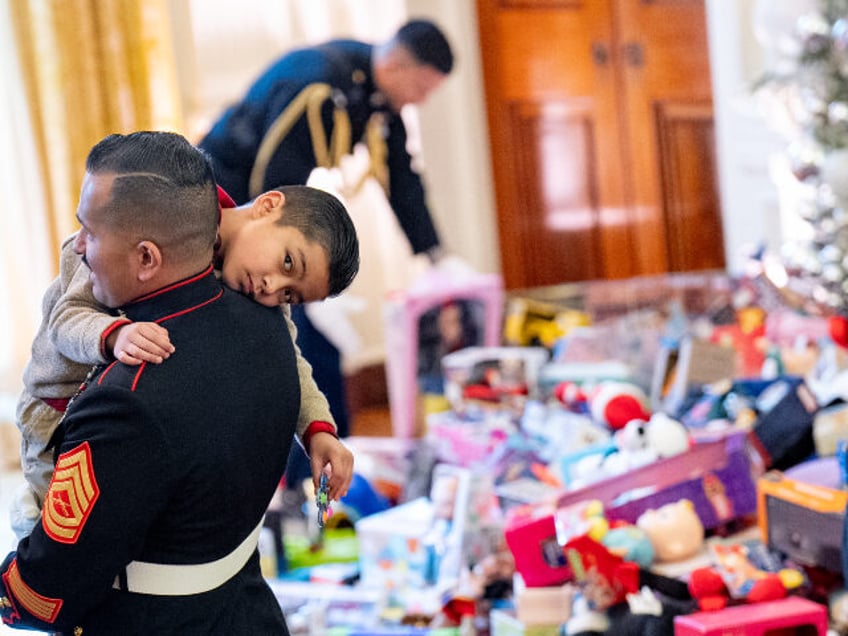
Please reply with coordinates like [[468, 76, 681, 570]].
[[556, 431, 759, 527], [505, 432, 760, 587]]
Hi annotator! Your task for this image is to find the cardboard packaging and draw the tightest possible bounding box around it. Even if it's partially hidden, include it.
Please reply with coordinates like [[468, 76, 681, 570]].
[[756, 457, 847, 572]]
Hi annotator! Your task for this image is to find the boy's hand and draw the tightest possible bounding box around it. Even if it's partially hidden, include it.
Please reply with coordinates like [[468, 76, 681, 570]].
[[309, 434, 353, 502], [109, 322, 175, 365]]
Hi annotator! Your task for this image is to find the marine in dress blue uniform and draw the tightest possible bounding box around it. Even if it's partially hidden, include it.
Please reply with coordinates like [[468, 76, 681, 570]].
[[199, 22, 453, 454], [0, 266, 299, 634], [199, 39, 440, 255]]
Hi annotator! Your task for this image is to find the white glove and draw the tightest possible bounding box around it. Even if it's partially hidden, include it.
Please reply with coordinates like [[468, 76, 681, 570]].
[[305, 295, 366, 359], [434, 254, 477, 278]]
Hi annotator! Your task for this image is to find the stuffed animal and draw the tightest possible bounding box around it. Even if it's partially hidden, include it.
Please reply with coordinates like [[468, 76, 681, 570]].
[[645, 412, 690, 458], [604, 420, 658, 475], [601, 522, 655, 568], [687, 540, 802, 611], [588, 381, 651, 430], [636, 499, 704, 563], [602, 413, 690, 476]]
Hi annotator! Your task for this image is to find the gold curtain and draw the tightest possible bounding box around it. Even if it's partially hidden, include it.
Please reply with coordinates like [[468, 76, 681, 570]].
[[10, 0, 183, 268]]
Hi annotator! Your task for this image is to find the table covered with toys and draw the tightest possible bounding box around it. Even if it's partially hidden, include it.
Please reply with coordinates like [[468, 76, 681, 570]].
[[268, 266, 848, 635]]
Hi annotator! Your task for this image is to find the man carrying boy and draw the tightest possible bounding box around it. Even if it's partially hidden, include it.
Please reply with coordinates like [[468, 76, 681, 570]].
[[13, 171, 359, 539], [1, 130, 310, 633]]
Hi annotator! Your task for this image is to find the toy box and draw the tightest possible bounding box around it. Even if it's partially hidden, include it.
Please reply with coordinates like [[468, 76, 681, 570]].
[[440, 346, 548, 412], [356, 466, 472, 593], [673, 596, 828, 635], [650, 336, 737, 415], [756, 458, 847, 572], [746, 376, 818, 471], [355, 497, 435, 590], [556, 431, 758, 527], [505, 433, 759, 587], [383, 269, 504, 438], [513, 580, 574, 626], [269, 579, 383, 632]]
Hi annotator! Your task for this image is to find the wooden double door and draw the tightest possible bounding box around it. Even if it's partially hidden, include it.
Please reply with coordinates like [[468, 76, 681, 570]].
[[477, 0, 725, 290]]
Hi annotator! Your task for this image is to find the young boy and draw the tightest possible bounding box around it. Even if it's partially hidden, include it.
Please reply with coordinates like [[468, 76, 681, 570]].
[[12, 183, 359, 539]]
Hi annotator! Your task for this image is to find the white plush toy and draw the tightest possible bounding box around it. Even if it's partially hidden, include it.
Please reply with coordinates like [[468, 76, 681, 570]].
[[569, 412, 691, 486], [603, 413, 690, 476], [645, 412, 691, 458]]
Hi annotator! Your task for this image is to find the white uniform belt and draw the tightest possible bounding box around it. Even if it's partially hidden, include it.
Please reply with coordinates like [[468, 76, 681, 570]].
[[113, 518, 264, 596]]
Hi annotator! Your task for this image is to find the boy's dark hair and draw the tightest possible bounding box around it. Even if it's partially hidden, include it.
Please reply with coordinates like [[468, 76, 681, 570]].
[[85, 131, 219, 264], [272, 185, 359, 297], [395, 19, 454, 75]]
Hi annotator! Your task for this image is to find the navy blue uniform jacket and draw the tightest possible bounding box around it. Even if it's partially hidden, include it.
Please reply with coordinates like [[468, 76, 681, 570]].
[[198, 39, 440, 255], [1, 266, 299, 634]]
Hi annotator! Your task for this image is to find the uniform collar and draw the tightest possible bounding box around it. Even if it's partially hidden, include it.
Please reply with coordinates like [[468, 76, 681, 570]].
[[120, 265, 223, 324]]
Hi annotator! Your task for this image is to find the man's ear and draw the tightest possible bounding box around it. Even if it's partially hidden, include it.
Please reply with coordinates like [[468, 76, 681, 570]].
[[251, 190, 286, 219], [136, 240, 163, 282]]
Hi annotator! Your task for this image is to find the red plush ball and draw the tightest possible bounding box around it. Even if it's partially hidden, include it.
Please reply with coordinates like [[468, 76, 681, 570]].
[[688, 567, 728, 611], [604, 395, 649, 430], [746, 574, 787, 604], [589, 382, 650, 430]]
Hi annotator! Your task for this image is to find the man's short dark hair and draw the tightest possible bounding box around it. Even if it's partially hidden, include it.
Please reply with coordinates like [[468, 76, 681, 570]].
[[272, 185, 360, 297], [85, 131, 219, 264], [395, 19, 454, 75]]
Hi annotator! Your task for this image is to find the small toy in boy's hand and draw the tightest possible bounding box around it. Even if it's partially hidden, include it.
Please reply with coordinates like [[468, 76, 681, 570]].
[[317, 473, 332, 528]]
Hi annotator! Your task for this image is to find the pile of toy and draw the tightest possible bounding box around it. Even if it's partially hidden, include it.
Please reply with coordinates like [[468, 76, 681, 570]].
[[274, 268, 848, 635]]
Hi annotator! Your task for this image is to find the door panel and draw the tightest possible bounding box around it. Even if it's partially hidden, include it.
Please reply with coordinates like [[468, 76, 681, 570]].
[[617, 0, 723, 274], [477, 0, 724, 290], [478, 0, 634, 289], [656, 102, 722, 272], [509, 99, 605, 286]]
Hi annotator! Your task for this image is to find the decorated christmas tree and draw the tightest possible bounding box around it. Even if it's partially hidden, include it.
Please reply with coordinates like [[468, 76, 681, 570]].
[[755, 0, 848, 316]]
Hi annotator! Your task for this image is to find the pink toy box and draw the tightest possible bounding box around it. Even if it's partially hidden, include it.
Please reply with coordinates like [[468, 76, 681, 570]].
[[383, 268, 503, 438], [504, 432, 759, 587], [673, 596, 827, 635]]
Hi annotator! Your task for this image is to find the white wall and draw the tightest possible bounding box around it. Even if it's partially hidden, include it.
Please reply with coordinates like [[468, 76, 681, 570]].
[[706, 0, 786, 274], [404, 0, 501, 275]]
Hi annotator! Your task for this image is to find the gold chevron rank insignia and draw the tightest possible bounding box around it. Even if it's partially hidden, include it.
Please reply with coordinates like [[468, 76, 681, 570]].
[[3, 559, 62, 623], [43, 442, 100, 544]]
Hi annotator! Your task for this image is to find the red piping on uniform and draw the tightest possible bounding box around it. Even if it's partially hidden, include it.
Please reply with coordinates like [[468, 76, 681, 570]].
[[132, 265, 214, 304], [131, 363, 146, 392], [155, 289, 223, 325], [97, 361, 119, 386], [100, 319, 131, 358], [126, 288, 223, 390]]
